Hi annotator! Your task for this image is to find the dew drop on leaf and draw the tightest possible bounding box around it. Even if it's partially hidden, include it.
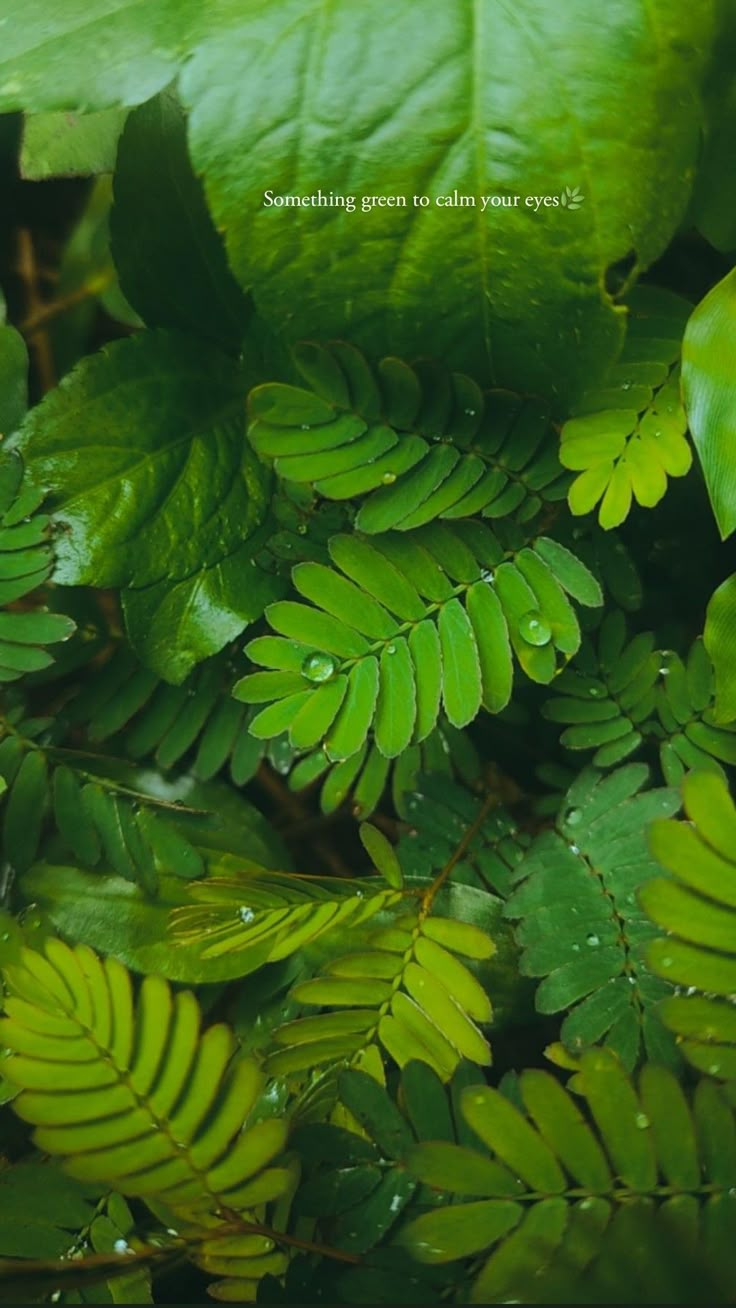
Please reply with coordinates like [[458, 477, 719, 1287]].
[[381, 471, 397, 484], [586, 933, 600, 947], [635, 1113, 650, 1130], [302, 652, 338, 682], [518, 610, 552, 646], [566, 808, 582, 826], [238, 906, 255, 924]]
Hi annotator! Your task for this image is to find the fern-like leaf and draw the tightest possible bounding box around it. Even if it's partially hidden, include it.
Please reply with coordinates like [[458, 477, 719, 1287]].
[[288, 717, 481, 820], [0, 708, 205, 884], [235, 523, 602, 756], [66, 647, 265, 785], [248, 345, 568, 529], [0, 940, 291, 1219], [0, 453, 75, 680], [397, 774, 529, 898], [268, 886, 497, 1081], [170, 866, 403, 974], [504, 765, 680, 1067], [560, 287, 692, 528], [544, 612, 736, 776], [401, 1049, 736, 1303], [642, 769, 736, 1079]]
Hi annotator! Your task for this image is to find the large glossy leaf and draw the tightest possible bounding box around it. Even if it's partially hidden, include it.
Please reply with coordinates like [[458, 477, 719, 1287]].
[[111, 92, 251, 351], [0, 1, 197, 113], [15, 331, 275, 680], [682, 267, 736, 539], [181, 0, 717, 400]]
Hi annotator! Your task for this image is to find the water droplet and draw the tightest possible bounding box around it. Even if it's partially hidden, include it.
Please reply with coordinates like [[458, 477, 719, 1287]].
[[300, 424, 311, 431], [660, 956, 673, 968], [114, 1239, 131, 1255], [381, 471, 397, 484], [297, 524, 307, 535], [302, 652, 338, 683], [386, 644, 397, 655], [571, 943, 580, 952], [566, 808, 582, 826], [238, 906, 255, 924], [464, 408, 477, 417], [709, 1063, 721, 1075], [588, 686, 603, 697], [621, 381, 632, 390], [586, 933, 600, 947], [569, 843, 580, 855], [518, 610, 552, 646], [635, 1113, 650, 1130]]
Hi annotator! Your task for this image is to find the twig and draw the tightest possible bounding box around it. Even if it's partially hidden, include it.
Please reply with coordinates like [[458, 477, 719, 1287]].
[[16, 229, 56, 393]]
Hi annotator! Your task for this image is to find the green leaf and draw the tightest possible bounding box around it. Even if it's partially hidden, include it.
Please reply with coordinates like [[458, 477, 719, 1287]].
[[0, 327, 28, 436], [0, 940, 290, 1228], [561, 287, 692, 527], [682, 267, 736, 538], [111, 91, 251, 351], [251, 352, 565, 527], [247, 524, 595, 753], [20, 108, 127, 179], [358, 823, 403, 888], [270, 882, 498, 1080], [0, 1, 196, 113], [438, 599, 482, 728], [17, 332, 266, 589], [181, 1, 716, 400], [121, 551, 283, 684], [704, 573, 736, 722], [504, 765, 680, 1068], [533, 538, 603, 608], [16, 332, 273, 679], [0, 1162, 96, 1258], [337, 1070, 414, 1161], [402, 1050, 736, 1300], [643, 770, 736, 1078]]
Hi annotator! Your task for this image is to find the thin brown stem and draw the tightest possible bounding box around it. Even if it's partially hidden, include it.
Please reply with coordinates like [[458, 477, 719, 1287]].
[[16, 229, 56, 393]]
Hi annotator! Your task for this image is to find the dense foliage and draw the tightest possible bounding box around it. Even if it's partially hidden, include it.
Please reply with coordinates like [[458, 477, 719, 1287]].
[[0, 1, 736, 1302]]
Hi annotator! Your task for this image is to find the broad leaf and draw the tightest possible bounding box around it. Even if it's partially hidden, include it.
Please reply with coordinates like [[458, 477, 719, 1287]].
[[111, 91, 251, 351], [15, 331, 274, 680], [682, 267, 736, 539], [0, 1, 196, 113], [181, 0, 718, 399]]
